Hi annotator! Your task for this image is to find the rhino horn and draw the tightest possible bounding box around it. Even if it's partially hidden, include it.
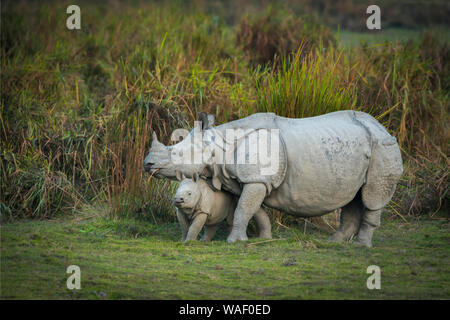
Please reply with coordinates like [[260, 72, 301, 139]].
[[152, 131, 165, 147]]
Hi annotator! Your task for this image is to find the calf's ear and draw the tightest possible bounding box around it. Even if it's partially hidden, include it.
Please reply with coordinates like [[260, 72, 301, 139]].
[[192, 172, 200, 182]]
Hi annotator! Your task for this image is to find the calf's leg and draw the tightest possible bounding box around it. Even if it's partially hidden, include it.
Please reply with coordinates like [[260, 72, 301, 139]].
[[184, 213, 208, 242], [176, 209, 189, 242]]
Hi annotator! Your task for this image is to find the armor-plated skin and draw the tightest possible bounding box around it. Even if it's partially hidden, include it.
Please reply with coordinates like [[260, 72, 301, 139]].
[[145, 111, 403, 247]]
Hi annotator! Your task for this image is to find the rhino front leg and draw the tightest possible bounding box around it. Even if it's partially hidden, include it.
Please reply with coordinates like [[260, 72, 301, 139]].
[[184, 213, 208, 242], [354, 208, 381, 248], [200, 224, 219, 242], [227, 183, 267, 243], [176, 209, 189, 242], [254, 208, 272, 239]]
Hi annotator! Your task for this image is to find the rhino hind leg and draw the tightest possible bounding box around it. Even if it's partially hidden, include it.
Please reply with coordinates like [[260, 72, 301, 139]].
[[201, 224, 220, 242], [329, 194, 363, 243], [253, 208, 272, 239], [356, 138, 403, 247], [354, 208, 381, 248]]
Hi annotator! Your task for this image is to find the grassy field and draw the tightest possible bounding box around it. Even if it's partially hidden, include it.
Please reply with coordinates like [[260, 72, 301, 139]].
[[1, 214, 449, 299]]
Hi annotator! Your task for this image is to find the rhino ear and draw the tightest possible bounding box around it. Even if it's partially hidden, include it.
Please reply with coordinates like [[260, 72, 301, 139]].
[[192, 172, 200, 183], [198, 112, 214, 130], [152, 131, 158, 142], [175, 170, 183, 181], [198, 112, 208, 131], [207, 114, 215, 127]]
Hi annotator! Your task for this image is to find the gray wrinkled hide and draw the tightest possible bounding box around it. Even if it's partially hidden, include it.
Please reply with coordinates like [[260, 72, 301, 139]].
[[145, 110, 403, 247]]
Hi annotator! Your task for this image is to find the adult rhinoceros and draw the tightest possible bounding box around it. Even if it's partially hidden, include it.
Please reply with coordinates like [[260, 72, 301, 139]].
[[144, 111, 403, 247]]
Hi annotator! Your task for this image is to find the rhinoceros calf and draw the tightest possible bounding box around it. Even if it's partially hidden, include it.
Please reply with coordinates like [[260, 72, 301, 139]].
[[174, 171, 272, 242]]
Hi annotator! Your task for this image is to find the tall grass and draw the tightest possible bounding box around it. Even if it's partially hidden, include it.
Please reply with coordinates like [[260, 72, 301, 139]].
[[237, 8, 335, 66], [1, 1, 448, 222], [255, 46, 357, 117]]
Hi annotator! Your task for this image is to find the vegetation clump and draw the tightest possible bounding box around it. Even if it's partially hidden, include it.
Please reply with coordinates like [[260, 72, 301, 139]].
[[237, 8, 335, 65]]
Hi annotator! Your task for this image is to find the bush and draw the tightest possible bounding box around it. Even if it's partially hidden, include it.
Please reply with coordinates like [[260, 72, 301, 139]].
[[0, 151, 81, 220], [255, 47, 357, 118], [237, 8, 334, 65]]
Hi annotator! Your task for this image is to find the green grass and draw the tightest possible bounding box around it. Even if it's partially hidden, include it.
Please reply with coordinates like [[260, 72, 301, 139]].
[[255, 46, 358, 118], [1, 215, 449, 299]]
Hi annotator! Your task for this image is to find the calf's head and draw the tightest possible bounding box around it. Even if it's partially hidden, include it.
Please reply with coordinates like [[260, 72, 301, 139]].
[[173, 171, 202, 211]]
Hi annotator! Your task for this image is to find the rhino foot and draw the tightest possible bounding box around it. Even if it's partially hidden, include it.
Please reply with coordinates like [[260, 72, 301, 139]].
[[227, 231, 248, 243], [353, 208, 380, 248], [353, 237, 372, 248], [328, 231, 348, 243], [258, 231, 272, 239]]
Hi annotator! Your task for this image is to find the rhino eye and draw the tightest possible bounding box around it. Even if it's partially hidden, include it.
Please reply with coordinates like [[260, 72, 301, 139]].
[[188, 192, 192, 196]]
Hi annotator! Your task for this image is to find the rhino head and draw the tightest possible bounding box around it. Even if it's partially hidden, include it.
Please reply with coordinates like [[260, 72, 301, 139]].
[[143, 113, 215, 180], [144, 112, 287, 196]]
